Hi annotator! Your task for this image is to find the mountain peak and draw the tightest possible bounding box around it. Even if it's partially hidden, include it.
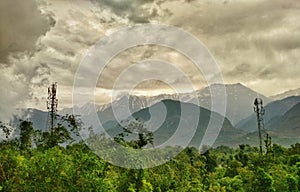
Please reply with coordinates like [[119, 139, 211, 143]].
[[271, 87, 300, 100]]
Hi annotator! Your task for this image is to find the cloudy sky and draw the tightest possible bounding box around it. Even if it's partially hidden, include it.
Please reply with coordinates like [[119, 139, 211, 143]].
[[0, 0, 300, 118]]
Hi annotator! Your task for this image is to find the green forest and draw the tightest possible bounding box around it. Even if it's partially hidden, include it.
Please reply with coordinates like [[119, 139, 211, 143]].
[[1, 120, 300, 192]]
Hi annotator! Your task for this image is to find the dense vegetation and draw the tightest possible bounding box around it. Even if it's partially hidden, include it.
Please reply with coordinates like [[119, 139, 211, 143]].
[[1, 120, 300, 191]]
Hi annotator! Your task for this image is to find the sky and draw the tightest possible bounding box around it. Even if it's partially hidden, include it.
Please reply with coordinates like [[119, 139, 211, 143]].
[[0, 0, 300, 118]]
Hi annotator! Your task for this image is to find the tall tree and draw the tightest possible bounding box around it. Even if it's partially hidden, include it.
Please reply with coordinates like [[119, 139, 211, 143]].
[[0, 121, 13, 139], [19, 120, 34, 150]]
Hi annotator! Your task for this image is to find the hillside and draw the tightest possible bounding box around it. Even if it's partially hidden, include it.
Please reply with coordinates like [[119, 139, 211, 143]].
[[236, 96, 300, 132], [95, 83, 272, 126], [271, 102, 300, 137], [193, 83, 272, 125], [103, 99, 245, 148]]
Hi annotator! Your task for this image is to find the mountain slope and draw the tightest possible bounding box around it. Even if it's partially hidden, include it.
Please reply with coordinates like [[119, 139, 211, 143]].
[[193, 83, 272, 125], [271, 102, 300, 137], [11, 108, 49, 131], [9, 109, 81, 141], [103, 99, 245, 148], [96, 83, 271, 126], [236, 96, 300, 132]]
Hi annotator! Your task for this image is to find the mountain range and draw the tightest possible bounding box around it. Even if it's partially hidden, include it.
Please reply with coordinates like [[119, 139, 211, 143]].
[[3, 83, 300, 147], [89, 83, 272, 125], [102, 99, 245, 148], [191, 83, 272, 125]]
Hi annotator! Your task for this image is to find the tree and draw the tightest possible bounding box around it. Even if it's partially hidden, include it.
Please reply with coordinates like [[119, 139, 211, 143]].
[[19, 120, 34, 150], [114, 119, 153, 149], [34, 114, 82, 149], [0, 122, 13, 139], [225, 160, 242, 178], [235, 145, 248, 166], [273, 144, 286, 157], [58, 114, 82, 137], [34, 124, 71, 149], [113, 119, 154, 192], [251, 168, 275, 192], [203, 149, 217, 173], [285, 174, 298, 192], [289, 143, 300, 155]]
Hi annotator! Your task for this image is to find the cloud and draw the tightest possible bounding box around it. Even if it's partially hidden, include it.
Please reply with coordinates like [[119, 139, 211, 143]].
[[0, 0, 54, 63], [96, 45, 206, 91], [33, 0, 300, 100], [0, 0, 54, 120], [226, 63, 251, 77], [158, 0, 300, 95], [2, 0, 300, 117], [91, 0, 169, 23]]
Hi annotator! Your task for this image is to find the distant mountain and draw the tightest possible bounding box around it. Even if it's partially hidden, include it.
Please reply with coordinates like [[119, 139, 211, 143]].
[[271, 88, 300, 100], [11, 108, 48, 131], [8, 108, 81, 141], [193, 83, 272, 125], [9, 96, 300, 147], [270, 102, 300, 137], [236, 96, 300, 132], [4, 83, 273, 146], [97, 94, 183, 119], [59, 102, 106, 116], [96, 83, 271, 126], [103, 99, 245, 148], [9, 99, 245, 148]]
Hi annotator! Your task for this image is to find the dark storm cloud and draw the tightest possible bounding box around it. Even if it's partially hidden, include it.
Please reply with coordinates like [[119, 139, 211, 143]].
[[0, 0, 54, 63]]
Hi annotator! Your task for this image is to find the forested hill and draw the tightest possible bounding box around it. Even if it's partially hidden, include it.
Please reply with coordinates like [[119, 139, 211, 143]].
[[1, 103, 300, 191], [1, 137, 300, 191]]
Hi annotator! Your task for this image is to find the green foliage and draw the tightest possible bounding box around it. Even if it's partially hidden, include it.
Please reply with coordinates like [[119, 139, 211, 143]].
[[225, 160, 242, 177], [0, 144, 113, 191], [285, 174, 298, 192], [33, 114, 82, 150], [57, 114, 82, 136], [203, 149, 217, 173], [114, 119, 154, 149], [19, 121, 34, 150], [1, 120, 300, 191], [289, 143, 300, 155], [251, 168, 275, 192], [34, 124, 72, 149], [288, 154, 300, 166], [1, 140, 300, 191]]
